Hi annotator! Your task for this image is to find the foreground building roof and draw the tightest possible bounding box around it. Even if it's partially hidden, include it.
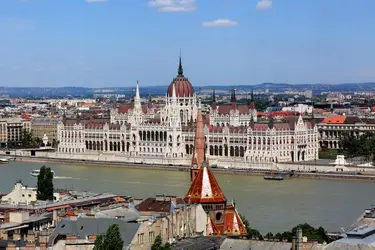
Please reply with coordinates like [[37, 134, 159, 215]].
[[50, 217, 140, 248], [184, 162, 227, 204], [224, 204, 247, 236]]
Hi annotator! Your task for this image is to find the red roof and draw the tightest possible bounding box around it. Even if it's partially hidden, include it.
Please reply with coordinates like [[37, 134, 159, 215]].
[[184, 164, 227, 204], [224, 204, 247, 236], [216, 105, 251, 114], [118, 104, 148, 114], [207, 217, 221, 236], [167, 76, 194, 97], [322, 116, 346, 124]]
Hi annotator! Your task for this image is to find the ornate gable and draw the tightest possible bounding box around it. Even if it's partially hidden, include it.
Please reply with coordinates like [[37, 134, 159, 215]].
[[295, 115, 306, 131], [224, 204, 247, 236]]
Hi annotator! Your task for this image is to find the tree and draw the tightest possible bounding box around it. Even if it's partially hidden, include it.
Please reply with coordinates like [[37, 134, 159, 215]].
[[37, 166, 54, 201], [103, 224, 123, 250], [151, 235, 163, 250], [93, 234, 104, 250], [265, 232, 273, 239], [291, 223, 328, 244], [239, 214, 263, 240], [238, 214, 329, 244], [163, 242, 172, 250], [151, 235, 172, 250]]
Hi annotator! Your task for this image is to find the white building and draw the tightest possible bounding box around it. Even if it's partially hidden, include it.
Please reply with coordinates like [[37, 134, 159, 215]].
[[1, 181, 37, 205], [57, 58, 319, 165], [282, 104, 313, 114], [1, 181, 61, 205]]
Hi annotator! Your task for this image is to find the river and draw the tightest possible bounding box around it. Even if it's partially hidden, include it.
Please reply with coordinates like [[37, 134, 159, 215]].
[[1, 161, 374, 234]]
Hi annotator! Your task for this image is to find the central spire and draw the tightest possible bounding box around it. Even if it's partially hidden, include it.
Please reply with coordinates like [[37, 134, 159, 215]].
[[178, 51, 183, 76]]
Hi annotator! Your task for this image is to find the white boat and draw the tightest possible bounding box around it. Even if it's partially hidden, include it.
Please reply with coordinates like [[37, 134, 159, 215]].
[[30, 169, 55, 177], [0, 158, 9, 164]]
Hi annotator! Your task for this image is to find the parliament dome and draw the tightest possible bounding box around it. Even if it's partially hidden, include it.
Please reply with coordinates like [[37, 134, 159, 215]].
[[167, 57, 194, 98]]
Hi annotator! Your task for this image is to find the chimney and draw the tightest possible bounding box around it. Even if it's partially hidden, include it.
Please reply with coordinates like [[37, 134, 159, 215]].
[[66, 234, 78, 242], [292, 236, 296, 250], [296, 227, 303, 250], [26, 243, 36, 250], [88, 235, 97, 241], [7, 243, 16, 250]]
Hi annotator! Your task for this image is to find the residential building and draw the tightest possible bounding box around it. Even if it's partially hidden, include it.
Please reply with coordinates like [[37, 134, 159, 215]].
[[0, 118, 30, 147], [1, 181, 37, 205], [31, 116, 59, 145], [0, 181, 61, 205], [316, 116, 375, 149]]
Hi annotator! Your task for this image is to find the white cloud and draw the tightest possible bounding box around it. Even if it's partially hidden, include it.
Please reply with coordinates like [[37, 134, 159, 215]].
[[201, 19, 238, 28], [148, 0, 197, 12], [85, 0, 108, 3], [256, 0, 272, 10]]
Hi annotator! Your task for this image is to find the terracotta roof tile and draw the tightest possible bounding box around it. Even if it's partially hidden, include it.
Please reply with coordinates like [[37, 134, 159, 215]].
[[224, 204, 247, 236], [184, 165, 227, 204], [135, 197, 172, 214], [322, 116, 346, 124]]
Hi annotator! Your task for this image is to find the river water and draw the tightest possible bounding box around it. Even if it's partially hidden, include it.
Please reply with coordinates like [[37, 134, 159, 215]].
[[0, 161, 374, 234]]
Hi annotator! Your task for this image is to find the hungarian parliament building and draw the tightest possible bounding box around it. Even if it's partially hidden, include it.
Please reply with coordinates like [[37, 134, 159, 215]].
[[57, 58, 319, 167]]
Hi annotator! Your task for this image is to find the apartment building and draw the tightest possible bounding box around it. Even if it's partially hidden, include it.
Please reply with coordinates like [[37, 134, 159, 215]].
[[0, 118, 31, 147]]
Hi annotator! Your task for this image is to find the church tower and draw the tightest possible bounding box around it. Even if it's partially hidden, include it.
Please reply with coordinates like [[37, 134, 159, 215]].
[[184, 109, 247, 236], [184, 109, 228, 232], [190, 109, 205, 182]]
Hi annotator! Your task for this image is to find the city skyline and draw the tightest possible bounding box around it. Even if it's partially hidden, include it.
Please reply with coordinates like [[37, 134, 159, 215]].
[[0, 0, 375, 87]]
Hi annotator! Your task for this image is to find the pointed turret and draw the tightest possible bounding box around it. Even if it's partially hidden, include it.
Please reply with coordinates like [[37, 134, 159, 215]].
[[212, 89, 217, 110], [171, 83, 177, 106], [134, 81, 141, 110], [147, 93, 152, 109], [178, 54, 183, 76], [268, 112, 274, 129], [249, 89, 255, 110], [224, 203, 248, 236], [190, 109, 205, 173], [231, 88, 237, 110], [135, 81, 140, 99]]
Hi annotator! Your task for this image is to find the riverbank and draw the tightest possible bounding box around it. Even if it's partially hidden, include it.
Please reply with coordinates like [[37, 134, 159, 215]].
[[8, 155, 375, 181]]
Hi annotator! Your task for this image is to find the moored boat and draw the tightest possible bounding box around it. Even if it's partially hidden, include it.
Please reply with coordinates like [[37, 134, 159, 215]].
[[0, 158, 9, 164], [30, 169, 55, 177], [264, 174, 284, 181]]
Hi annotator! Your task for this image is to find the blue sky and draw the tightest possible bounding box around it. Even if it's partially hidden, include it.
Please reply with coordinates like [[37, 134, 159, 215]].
[[0, 0, 375, 87]]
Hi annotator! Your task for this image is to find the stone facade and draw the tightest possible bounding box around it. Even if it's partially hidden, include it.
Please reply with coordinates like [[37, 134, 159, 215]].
[[0, 118, 31, 147], [31, 117, 59, 144], [57, 60, 319, 165], [316, 116, 375, 149]]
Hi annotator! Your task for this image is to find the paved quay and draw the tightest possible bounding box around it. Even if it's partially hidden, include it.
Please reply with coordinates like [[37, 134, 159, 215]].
[[8, 154, 375, 181]]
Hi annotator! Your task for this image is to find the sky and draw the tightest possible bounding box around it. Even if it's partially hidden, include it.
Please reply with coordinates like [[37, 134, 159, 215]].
[[0, 0, 375, 88]]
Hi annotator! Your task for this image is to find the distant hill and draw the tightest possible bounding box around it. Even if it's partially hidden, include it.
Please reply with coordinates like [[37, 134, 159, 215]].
[[0, 82, 374, 98]]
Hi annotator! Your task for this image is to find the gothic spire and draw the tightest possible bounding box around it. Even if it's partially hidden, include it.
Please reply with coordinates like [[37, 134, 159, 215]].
[[231, 88, 236, 103], [231, 88, 237, 110], [268, 112, 274, 129], [251, 89, 254, 101], [134, 80, 141, 110], [178, 52, 183, 76], [148, 92, 152, 109], [171, 82, 177, 106], [212, 89, 216, 103], [135, 80, 140, 99]]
